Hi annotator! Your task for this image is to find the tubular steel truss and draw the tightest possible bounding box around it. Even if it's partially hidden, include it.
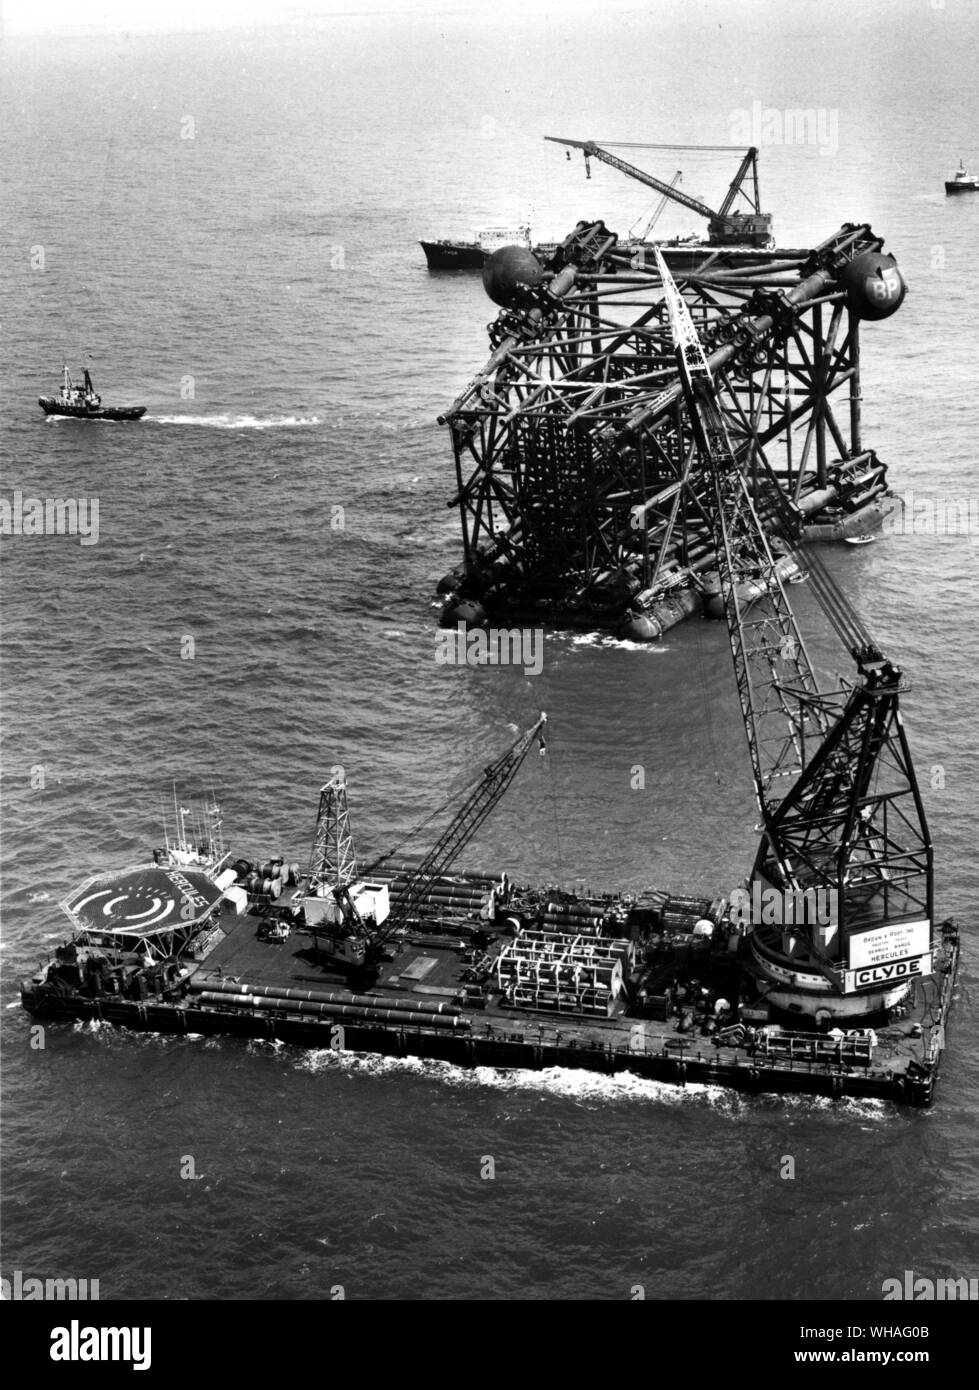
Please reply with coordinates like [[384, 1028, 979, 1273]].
[[753, 668, 933, 941], [655, 246, 931, 961], [370, 714, 548, 943], [308, 769, 359, 890], [439, 223, 897, 635]]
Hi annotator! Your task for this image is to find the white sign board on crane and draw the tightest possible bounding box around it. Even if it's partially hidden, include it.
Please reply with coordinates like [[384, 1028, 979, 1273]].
[[843, 954, 932, 994], [848, 918, 931, 971], [843, 917, 932, 993]]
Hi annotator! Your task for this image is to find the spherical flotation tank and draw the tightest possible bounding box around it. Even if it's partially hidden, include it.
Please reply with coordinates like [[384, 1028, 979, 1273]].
[[439, 596, 487, 629], [617, 611, 662, 642], [482, 246, 545, 309], [841, 251, 906, 321], [436, 568, 464, 596]]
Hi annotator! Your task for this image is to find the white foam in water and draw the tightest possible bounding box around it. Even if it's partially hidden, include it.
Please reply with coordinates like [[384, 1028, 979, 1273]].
[[296, 1048, 902, 1119], [151, 414, 321, 429], [63, 1025, 893, 1121], [291, 1047, 737, 1108], [570, 632, 668, 653], [287, 1047, 892, 1116]]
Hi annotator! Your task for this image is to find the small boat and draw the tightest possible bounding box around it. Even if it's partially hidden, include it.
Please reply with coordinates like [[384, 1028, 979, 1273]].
[[945, 160, 979, 195], [38, 366, 146, 420]]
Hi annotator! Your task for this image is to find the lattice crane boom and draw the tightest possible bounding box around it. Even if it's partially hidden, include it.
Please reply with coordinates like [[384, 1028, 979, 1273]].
[[654, 248, 932, 958], [303, 717, 548, 970], [631, 170, 682, 242], [545, 137, 771, 245], [371, 713, 548, 945], [546, 136, 720, 222], [653, 248, 828, 818]]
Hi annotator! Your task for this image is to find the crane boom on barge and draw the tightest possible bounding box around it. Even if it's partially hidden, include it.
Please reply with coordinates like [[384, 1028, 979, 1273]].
[[298, 716, 548, 972], [545, 137, 772, 247], [654, 246, 933, 1021]]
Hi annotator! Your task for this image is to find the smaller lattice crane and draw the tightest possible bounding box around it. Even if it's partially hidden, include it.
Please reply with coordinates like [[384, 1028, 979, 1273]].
[[546, 137, 773, 247], [299, 766, 386, 969], [298, 716, 548, 973]]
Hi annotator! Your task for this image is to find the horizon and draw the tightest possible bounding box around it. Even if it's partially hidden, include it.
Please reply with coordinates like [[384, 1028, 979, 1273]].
[[1, 0, 952, 39]]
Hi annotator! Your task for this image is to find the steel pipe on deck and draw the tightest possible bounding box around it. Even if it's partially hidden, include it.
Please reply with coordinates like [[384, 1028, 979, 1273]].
[[194, 991, 468, 1031], [385, 885, 490, 903], [190, 977, 459, 1015], [369, 862, 504, 887]]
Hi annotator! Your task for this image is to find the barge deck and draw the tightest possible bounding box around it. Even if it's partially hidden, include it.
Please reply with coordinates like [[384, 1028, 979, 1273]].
[[24, 872, 960, 1107]]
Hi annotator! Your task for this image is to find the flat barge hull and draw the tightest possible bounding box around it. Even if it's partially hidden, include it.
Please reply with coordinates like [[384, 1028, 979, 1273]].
[[23, 879, 960, 1108]]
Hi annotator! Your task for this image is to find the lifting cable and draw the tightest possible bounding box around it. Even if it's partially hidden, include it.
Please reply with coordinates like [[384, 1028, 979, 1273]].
[[693, 614, 723, 785], [544, 729, 566, 886], [362, 759, 497, 876], [597, 142, 747, 153], [760, 479, 877, 658], [362, 717, 545, 876]]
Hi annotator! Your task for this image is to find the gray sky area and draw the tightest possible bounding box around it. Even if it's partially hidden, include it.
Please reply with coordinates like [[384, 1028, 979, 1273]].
[[5, 0, 571, 36]]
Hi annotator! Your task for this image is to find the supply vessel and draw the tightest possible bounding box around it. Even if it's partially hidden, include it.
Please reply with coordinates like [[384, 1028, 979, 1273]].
[[421, 225, 537, 270], [421, 141, 779, 268], [21, 255, 960, 1106]]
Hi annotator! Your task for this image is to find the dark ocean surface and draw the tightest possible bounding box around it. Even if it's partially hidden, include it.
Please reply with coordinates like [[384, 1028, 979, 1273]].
[[1, 0, 977, 1300]]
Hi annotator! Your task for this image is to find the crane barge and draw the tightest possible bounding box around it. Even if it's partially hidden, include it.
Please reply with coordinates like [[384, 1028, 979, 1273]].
[[651, 246, 945, 1025], [544, 137, 774, 248], [21, 405, 960, 1107]]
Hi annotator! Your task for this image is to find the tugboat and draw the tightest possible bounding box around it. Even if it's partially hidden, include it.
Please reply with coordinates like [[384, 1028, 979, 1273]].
[[945, 160, 979, 194], [38, 365, 146, 420]]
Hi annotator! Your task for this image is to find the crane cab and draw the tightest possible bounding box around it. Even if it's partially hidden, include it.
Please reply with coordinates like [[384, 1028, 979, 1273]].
[[299, 880, 390, 929], [707, 211, 774, 248]]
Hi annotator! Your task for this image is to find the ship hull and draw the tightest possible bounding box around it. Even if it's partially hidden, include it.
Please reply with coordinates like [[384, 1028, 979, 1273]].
[[420, 239, 810, 272], [39, 398, 147, 421], [20, 866, 960, 1108], [945, 181, 979, 194], [420, 240, 487, 269], [19, 976, 951, 1107]]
